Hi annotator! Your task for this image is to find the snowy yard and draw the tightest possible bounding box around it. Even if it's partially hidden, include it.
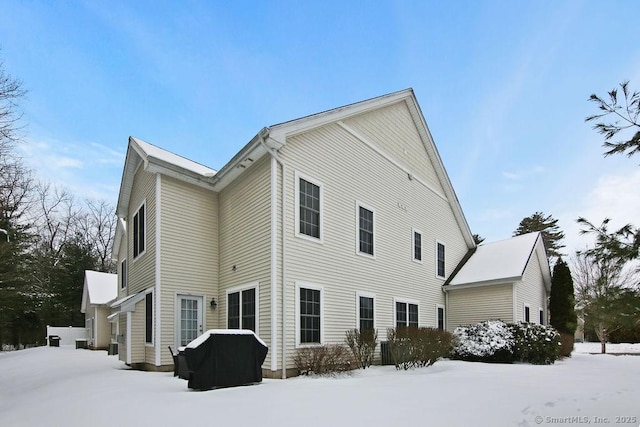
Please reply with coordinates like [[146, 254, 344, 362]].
[[1, 344, 638, 427]]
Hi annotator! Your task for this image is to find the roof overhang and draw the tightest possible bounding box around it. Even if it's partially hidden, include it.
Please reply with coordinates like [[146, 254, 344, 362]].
[[443, 277, 519, 291]]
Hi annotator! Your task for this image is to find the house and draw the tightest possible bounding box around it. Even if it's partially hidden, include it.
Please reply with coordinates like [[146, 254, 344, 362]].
[[443, 232, 551, 327], [109, 88, 551, 377], [80, 270, 118, 349]]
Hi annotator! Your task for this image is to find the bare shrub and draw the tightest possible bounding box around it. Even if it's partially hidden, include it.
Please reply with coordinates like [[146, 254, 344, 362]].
[[345, 328, 378, 369], [387, 327, 453, 370], [293, 344, 354, 375]]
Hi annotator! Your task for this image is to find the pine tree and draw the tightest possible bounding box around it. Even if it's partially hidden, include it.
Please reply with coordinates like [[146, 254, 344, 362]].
[[549, 258, 577, 334], [514, 212, 565, 259]]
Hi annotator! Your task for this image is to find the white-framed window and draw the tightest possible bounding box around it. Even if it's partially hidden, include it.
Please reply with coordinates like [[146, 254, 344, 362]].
[[295, 171, 323, 243], [356, 201, 375, 257], [295, 282, 324, 346], [524, 304, 531, 323], [133, 201, 146, 259], [412, 228, 423, 263], [145, 291, 153, 344], [226, 283, 259, 333], [394, 298, 419, 328], [539, 307, 544, 325], [436, 240, 446, 278], [436, 304, 445, 330], [120, 259, 127, 289], [356, 291, 375, 331]]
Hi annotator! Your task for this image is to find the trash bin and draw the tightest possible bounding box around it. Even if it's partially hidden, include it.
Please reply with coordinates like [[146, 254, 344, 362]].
[[75, 339, 87, 349], [48, 335, 61, 347]]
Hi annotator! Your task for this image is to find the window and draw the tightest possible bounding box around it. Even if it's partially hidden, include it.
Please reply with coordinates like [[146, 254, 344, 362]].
[[295, 172, 322, 241], [133, 203, 146, 258], [227, 288, 256, 331], [413, 229, 422, 262], [539, 308, 544, 325], [524, 304, 531, 323], [436, 241, 446, 278], [298, 285, 322, 345], [145, 292, 153, 344], [395, 300, 418, 328], [120, 259, 127, 289], [357, 203, 374, 256], [358, 295, 374, 331], [436, 305, 445, 330]]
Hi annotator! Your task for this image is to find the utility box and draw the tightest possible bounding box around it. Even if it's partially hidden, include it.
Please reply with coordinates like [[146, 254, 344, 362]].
[[75, 339, 88, 349], [107, 343, 118, 355], [48, 335, 61, 347]]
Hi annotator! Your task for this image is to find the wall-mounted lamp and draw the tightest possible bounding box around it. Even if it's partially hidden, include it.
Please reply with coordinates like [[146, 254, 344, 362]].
[[232, 265, 237, 272], [210, 298, 217, 309]]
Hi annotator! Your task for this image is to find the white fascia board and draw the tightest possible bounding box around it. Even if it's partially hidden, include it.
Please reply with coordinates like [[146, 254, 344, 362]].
[[443, 277, 520, 291]]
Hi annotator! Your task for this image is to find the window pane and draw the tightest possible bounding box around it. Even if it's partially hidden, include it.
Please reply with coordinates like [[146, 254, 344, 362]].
[[228, 292, 240, 329], [414, 232, 422, 261], [408, 304, 418, 327], [299, 179, 320, 238], [242, 288, 256, 331], [139, 205, 145, 253], [359, 207, 374, 255], [300, 288, 321, 343], [133, 212, 139, 257], [437, 242, 445, 277], [437, 307, 444, 330], [396, 302, 407, 328], [359, 296, 374, 331], [145, 293, 153, 343]]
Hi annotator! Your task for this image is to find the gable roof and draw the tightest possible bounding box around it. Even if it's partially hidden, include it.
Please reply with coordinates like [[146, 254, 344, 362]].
[[80, 270, 118, 313], [443, 232, 551, 291], [115, 89, 476, 248]]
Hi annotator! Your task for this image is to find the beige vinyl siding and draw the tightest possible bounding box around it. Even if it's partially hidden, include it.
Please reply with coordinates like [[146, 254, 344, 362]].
[[130, 300, 145, 364], [159, 175, 218, 366], [118, 313, 127, 363], [516, 253, 547, 323], [128, 168, 156, 294], [116, 236, 128, 300], [342, 101, 444, 194], [218, 156, 272, 367], [95, 306, 112, 348], [447, 283, 514, 330], [279, 104, 469, 369]]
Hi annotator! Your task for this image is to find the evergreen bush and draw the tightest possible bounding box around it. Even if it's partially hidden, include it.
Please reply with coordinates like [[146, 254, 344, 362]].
[[511, 322, 560, 365], [451, 320, 515, 363], [558, 332, 575, 358]]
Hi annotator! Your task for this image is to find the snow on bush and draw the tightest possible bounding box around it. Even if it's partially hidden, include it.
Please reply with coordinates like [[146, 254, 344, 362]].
[[451, 320, 515, 362], [511, 322, 560, 365]]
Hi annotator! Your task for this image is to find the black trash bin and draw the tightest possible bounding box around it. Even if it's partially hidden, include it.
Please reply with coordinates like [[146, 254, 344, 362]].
[[184, 330, 268, 391], [48, 335, 61, 347]]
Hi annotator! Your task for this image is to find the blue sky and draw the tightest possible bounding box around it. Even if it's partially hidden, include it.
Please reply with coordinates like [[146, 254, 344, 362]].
[[1, 1, 639, 255]]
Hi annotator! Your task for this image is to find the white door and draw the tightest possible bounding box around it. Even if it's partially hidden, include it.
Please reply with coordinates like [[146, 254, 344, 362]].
[[177, 295, 203, 346]]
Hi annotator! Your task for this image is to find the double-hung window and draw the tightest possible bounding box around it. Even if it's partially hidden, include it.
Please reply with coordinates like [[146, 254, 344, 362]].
[[120, 259, 127, 289], [524, 304, 531, 323], [436, 241, 446, 278], [298, 285, 322, 345], [395, 301, 418, 328], [227, 287, 256, 332], [145, 292, 153, 344], [133, 203, 146, 258], [357, 203, 374, 256], [358, 295, 374, 331], [436, 305, 445, 330], [296, 172, 322, 241]]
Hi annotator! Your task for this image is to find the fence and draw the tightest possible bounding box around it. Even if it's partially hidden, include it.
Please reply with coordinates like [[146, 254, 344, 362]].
[[46, 326, 87, 346]]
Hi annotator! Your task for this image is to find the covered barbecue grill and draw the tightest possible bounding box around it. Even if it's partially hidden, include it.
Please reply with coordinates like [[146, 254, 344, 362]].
[[183, 329, 268, 391]]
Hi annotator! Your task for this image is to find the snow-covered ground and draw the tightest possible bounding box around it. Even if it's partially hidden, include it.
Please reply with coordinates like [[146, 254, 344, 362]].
[[1, 343, 638, 427]]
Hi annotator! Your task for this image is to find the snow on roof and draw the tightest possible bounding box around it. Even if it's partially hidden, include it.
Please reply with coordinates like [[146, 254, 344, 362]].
[[447, 232, 541, 286], [131, 136, 217, 176], [84, 270, 118, 305], [186, 329, 267, 349]]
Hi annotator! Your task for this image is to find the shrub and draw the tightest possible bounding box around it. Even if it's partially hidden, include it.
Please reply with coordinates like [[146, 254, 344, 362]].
[[293, 344, 354, 375], [511, 322, 560, 365], [345, 328, 378, 369], [387, 327, 453, 370], [558, 332, 574, 358], [451, 320, 515, 363]]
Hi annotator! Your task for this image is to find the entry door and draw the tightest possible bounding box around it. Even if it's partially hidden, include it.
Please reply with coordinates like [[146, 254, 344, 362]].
[[177, 295, 203, 346]]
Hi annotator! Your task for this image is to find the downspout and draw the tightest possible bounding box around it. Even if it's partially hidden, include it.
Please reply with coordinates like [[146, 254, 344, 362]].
[[259, 131, 288, 379], [442, 287, 449, 331]]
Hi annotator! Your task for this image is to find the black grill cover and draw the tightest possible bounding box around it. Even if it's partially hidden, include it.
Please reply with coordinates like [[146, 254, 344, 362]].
[[184, 331, 268, 390]]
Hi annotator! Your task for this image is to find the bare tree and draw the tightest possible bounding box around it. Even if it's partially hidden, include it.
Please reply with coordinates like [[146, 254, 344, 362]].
[[0, 56, 26, 155], [76, 199, 116, 273], [572, 251, 640, 353]]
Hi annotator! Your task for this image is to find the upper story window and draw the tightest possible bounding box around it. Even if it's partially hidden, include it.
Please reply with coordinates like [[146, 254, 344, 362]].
[[524, 304, 531, 323], [436, 241, 446, 278], [120, 259, 127, 289], [413, 229, 422, 262], [357, 203, 375, 257], [133, 202, 146, 259], [295, 172, 323, 242]]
